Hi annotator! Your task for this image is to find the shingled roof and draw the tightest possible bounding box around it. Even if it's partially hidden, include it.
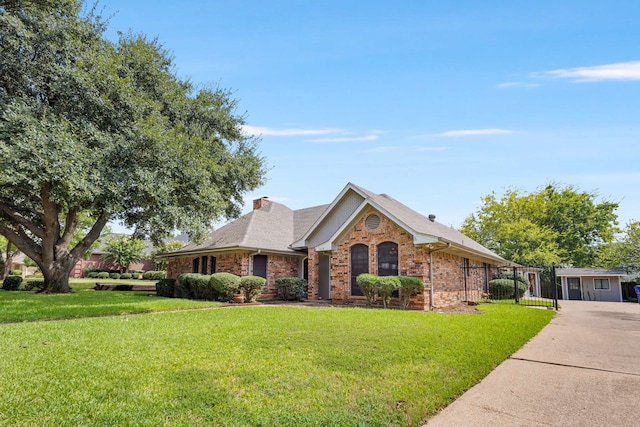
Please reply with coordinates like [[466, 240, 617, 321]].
[[174, 201, 328, 255], [170, 183, 507, 264]]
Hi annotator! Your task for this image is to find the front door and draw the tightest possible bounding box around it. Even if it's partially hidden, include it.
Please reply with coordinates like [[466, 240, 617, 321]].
[[567, 277, 582, 300], [318, 253, 330, 300]]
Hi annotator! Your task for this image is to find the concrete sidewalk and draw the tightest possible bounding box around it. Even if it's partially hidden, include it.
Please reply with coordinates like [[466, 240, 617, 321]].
[[425, 300, 640, 427]]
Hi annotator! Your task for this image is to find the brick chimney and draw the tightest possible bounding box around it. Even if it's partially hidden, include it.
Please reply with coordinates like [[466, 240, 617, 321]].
[[253, 197, 271, 210]]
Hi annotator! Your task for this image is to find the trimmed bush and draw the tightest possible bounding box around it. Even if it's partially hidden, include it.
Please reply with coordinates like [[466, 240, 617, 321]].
[[120, 273, 132, 279], [109, 273, 121, 280], [142, 271, 167, 280], [156, 278, 176, 298], [376, 276, 401, 308], [398, 276, 424, 309], [489, 279, 527, 300], [2, 275, 23, 291], [275, 277, 307, 301], [210, 273, 241, 302], [87, 272, 99, 278], [356, 273, 378, 306], [96, 272, 110, 279], [11, 269, 22, 276], [24, 280, 45, 292], [240, 276, 266, 302]]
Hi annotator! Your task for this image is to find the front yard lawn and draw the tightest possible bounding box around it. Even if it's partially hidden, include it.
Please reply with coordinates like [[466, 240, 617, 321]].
[[0, 304, 554, 426], [0, 280, 221, 323]]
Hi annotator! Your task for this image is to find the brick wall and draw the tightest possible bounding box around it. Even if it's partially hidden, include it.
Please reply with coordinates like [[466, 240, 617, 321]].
[[306, 208, 492, 309], [326, 209, 429, 308], [166, 251, 302, 300], [430, 252, 486, 307]]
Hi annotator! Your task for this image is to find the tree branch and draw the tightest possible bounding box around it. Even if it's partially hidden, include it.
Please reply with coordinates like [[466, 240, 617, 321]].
[[57, 206, 80, 249], [0, 222, 42, 264], [0, 203, 46, 239], [70, 212, 108, 261]]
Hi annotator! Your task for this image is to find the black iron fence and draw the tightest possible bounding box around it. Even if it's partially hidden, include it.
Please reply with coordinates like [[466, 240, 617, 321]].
[[483, 265, 559, 310]]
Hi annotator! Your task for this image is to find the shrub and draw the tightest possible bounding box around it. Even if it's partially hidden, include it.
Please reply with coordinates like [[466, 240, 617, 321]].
[[11, 269, 22, 276], [176, 273, 212, 299], [96, 272, 110, 279], [398, 276, 424, 309], [275, 277, 307, 301], [489, 279, 527, 300], [83, 266, 102, 277], [24, 280, 45, 292], [376, 276, 401, 308], [142, 271, 167, 280], [210, 273, 241, 302], [156, 278, 176, 298], [356, 273, 378, 306], [109, 273, 121, 280], [120, 273, 132, 279], [2, 275, 23, 291], [193, 275, 213, 300], [87, 272, 99, 278], [240, 276, 266, 302]]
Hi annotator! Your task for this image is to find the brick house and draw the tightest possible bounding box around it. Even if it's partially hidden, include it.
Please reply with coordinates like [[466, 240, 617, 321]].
[[165, 183, 510, 309]]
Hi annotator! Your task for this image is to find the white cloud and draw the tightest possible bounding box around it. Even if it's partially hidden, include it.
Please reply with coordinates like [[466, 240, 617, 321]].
[[308, 134, 380, 143], [541, 61, 640, 82], [363, 145, 400, 153], [429, 129, 515, 137], [416, 146, 449, 151], [242, 125, 342, 137], [497, 81, 539, 89]]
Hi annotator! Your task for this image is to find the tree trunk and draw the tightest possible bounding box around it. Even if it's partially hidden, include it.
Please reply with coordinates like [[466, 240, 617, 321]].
[[41, 257, 75, 293]]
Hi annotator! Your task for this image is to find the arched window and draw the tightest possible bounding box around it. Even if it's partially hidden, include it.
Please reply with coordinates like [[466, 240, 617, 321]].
[[377, 242, 398, 276], [350, 244, 369, 296], [378, 242, 398, 297]]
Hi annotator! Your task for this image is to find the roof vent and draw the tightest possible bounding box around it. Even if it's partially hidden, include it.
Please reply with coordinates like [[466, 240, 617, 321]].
[[428, 214, 436, 222]]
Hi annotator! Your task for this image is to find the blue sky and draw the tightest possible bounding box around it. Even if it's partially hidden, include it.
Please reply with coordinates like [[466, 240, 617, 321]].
[[102, 0, 640, 231]]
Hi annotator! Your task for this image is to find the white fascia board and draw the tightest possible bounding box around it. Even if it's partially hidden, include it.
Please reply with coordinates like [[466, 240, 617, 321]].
[[413, 235, 439, 245], [291, 183, 366, 249]]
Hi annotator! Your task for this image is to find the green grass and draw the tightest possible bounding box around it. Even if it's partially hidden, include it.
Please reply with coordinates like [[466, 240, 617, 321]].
[[0, 280, 221, 323], [0, 304, 554, 426]]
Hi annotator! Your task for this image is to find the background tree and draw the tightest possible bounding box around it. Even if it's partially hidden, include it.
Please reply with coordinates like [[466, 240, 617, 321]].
[[150, 240, 185, 271], [102, 235, 146, 273], [460, 183, 618, 267], [598, 221, 640, 273], [0, 1, 265, 292], [0, 236, 20, 279]]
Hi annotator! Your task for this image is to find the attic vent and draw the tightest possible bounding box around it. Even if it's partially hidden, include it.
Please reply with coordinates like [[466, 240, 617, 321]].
[[365, 214, 380, 230]]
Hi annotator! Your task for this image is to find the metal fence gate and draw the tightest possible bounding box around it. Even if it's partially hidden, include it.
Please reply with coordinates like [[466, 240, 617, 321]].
[[483, 265, 559, 310]]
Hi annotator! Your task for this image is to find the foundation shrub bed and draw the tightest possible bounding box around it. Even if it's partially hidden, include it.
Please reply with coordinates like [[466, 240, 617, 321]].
[[239, 275, 266, 302], [275, 277, 307, 301], [209, 272, 241, 301]]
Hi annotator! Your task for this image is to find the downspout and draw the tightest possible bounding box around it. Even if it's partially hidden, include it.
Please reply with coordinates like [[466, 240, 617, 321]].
[[428, 243, 450, 310]]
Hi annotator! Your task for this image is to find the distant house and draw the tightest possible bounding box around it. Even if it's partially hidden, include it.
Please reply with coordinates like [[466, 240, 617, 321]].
[[165, 183, 511, 309], [556, 268, 626, 302], [70, 234, 154, 278]]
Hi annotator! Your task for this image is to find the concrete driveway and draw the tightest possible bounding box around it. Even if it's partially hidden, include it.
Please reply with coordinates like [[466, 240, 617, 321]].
[[425, 300, 640, 427]]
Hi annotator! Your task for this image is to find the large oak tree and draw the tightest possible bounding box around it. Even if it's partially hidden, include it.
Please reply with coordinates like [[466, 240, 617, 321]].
[[0, 1, 266, 292]]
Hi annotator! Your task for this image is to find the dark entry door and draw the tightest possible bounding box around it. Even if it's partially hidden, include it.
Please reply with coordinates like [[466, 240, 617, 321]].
[[567, 278, 582, 300]]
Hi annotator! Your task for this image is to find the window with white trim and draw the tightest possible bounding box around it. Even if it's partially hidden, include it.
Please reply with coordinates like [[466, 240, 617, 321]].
[[594, 278, 610, 290]]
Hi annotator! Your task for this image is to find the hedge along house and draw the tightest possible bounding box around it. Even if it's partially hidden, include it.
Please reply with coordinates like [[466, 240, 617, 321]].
[[164, 183, 510, 309]]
